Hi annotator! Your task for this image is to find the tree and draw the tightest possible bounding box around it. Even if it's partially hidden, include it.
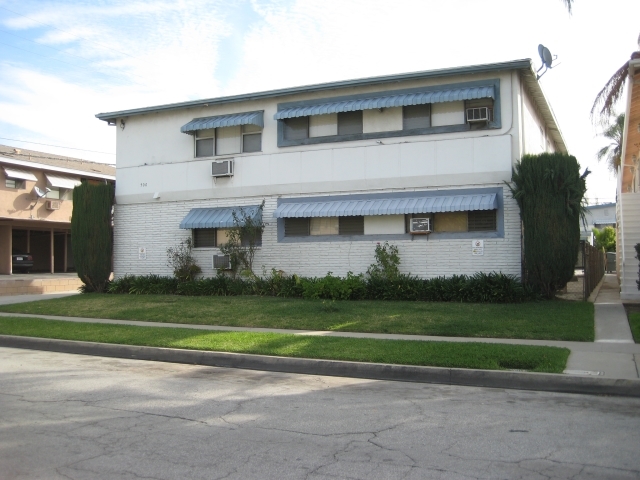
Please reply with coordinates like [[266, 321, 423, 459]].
[[508, 152, 588, 299], [596, 113, 625, 174], [592, 226, 616, 252], [71, 182, 114, 293], [218, 202, 265, 277]]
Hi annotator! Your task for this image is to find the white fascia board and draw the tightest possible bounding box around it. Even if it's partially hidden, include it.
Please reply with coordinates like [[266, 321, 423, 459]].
[[0, 156, 115, 181]]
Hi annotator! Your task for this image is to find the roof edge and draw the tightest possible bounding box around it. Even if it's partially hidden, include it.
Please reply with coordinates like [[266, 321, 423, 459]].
[[0, 156, 115, 181], [96, 59, 533, 122]]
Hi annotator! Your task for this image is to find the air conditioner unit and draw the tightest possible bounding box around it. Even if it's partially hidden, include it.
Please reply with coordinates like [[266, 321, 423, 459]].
[[409, 217, 431, 234], [466, 107, 491, 123], [211, 159, 234, 177], [46, 200, 61, 210], [212, 254, 232, 270]]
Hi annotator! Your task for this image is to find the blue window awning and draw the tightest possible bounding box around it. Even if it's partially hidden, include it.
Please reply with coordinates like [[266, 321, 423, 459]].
[[273, 194, 497, 218], [181, 111, 264, 134], [180, 205, 262, 229], [273, 86, 494, 120]]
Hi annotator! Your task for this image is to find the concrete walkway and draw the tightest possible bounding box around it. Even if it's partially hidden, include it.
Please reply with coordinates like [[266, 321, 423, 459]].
[[0, 279, 638, 380]]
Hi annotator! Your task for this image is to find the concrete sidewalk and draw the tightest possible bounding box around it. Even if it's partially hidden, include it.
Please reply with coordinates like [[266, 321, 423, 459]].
[[0, 278, 637, 380]]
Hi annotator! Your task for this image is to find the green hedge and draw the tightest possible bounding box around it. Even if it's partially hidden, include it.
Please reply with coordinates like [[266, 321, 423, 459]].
[[106, 271, 538, 303]]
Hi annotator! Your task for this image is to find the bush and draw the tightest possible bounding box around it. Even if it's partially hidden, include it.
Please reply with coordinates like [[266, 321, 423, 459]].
[[593, 226, 616, 252], [367, 242, 401, 280], [71, 182, 114, 293], [103, 271, 536, 303], [636, 243, 640, 291], [166, 238, 202, 282], [508, 153, 588, 298]]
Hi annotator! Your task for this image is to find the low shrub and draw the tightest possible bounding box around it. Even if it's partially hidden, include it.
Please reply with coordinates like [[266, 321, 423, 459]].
[[104, 271, 537, 303]]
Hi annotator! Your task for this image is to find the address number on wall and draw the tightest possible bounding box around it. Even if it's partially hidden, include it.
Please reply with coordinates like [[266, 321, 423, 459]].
[[140, 183, 148, 187]]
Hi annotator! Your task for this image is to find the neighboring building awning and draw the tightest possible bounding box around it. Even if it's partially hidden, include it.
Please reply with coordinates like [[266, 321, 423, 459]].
[[273, 194, 497, 218], [180, 205, 262, 229], [181, 111, 264, 134], [45, 174, 82, 189], [3, 167, 37, 182], [273, 86, 495, 120]]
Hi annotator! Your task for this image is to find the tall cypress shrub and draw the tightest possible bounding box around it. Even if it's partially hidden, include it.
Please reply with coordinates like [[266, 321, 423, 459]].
[[509, 153, 588, 299], [71, 182, 114, 292]]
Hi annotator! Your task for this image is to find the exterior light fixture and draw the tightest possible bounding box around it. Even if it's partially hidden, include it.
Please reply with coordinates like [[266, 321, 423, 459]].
[[120, 119, 126, 130]]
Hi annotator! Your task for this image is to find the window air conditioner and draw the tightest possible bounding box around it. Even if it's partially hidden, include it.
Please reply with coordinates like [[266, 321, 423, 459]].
[[211, 159, 234, 177], [46, 200, 61, 210], [409, 217, 431, 234], [466, 107, 491, 123], [213, 254, 232, 270]]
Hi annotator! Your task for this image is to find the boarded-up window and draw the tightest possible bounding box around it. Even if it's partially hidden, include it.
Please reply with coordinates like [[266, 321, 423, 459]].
[[283, 117, 309, 141], [193, 228, 217, 248], [339, 216, 364, 235], [433, 212, 467, 232], [403, 105, 431, 130], [310, 217, 339, 235], [284, 218, 310, 237], [338, 111, 363, 135], [468, 210, 497, 231]]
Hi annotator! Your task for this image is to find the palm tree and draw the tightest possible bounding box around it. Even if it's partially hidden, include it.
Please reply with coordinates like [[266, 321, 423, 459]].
[[596, 113, 625, 174]]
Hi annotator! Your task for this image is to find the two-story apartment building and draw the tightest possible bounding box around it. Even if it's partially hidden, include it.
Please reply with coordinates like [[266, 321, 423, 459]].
[[97, 59, 565, 279], [0, 145, 115, 275]]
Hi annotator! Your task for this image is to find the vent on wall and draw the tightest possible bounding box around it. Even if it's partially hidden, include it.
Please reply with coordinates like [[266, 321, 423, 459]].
[[46, 200, 61, 210], [212, 254, 232, 270], [409, 217, 431, 234], [211, 159, 234, 177], [466, 107, 492, 123]]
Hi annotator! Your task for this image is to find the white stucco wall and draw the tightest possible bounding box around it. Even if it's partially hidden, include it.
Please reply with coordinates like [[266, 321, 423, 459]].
[[114, 185, 521, 280]]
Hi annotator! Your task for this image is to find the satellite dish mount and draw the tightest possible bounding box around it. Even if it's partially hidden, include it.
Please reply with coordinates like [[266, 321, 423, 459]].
[[536, 44, 559, 80]]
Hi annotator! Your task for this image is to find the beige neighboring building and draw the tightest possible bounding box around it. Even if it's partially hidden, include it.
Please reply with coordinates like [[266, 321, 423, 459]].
[[0, 145, 115, 275]]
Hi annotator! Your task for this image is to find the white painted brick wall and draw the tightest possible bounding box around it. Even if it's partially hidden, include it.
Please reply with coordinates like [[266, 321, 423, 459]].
[[114, 184, 521, 279]]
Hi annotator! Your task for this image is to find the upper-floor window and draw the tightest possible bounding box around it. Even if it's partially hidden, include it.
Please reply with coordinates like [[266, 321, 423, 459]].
[[195, 124, 262, 158], [337, 111, 363, 135], [5, 178, 25, 189], [403, 104, 431, 130]]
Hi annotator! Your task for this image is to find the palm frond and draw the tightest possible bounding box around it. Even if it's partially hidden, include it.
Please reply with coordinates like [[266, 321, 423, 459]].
[[560, 0, 574, 13], [591, 62, 629, 121]]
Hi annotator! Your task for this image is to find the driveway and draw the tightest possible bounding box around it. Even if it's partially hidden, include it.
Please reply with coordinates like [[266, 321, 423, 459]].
[[1, 347, 639, 479]]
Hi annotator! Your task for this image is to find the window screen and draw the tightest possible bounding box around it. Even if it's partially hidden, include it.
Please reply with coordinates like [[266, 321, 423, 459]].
[[241, 230, 263, 247], [46, 188, 60, 199], [196, 138, 214, 157], [468, 210, 497, 231], [283, 117, 309, 141], [403, 105, 431, 130], [339, 216, 364, 235], [243, 133, 262, 153], [284, 218, 310, 237], [338, 111, 363, 135], [193, 228, 217, 248]]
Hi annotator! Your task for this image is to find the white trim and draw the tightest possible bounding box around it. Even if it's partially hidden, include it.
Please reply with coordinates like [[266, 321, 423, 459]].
[[0, 156, 115, 181]]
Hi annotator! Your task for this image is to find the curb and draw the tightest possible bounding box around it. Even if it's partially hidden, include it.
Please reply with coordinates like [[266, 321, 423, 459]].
[[2, 335, 640, 397]]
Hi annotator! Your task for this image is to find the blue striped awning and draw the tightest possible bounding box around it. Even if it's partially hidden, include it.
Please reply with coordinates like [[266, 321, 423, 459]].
[[180, 205, 262, 229], [273, 194, 497, 218], [273, 86, 494, 120], [181, 111, 264, 134]]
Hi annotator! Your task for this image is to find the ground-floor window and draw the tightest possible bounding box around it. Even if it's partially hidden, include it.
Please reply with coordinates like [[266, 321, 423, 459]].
[[193, 228, 262, 247], [284, 216, 365, 237], [404, 210, 497, 233]]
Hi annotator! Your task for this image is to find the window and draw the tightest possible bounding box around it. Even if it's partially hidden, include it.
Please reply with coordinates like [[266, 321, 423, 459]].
[[405, 210, 497, 233], [468, 210, 497, 232], [284, 216, 365, 237], [60, 189, 73, 201], [465, 98, 494, 124], [337, 111, 363, 135], [193, 228, 262, 248], [283, 117, 309, 141], [195, 128, 215, 158], [403, 105, 431, 130], [5, 178, 25, 189], [46, 188, 60, 199]]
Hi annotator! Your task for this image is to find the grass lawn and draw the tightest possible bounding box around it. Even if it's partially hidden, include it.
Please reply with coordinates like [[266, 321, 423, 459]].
[[629, 313, 640, 343], [0, 317, 570, 373], [0, 294, 594, 341]]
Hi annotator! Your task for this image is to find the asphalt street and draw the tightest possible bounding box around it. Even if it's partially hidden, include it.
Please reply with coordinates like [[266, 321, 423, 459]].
[[1, 347, 640, 480]]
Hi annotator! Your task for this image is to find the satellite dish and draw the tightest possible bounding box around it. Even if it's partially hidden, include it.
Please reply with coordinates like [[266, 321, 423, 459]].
[[536, 44, 559, 80], [33, 186, 51, 198]]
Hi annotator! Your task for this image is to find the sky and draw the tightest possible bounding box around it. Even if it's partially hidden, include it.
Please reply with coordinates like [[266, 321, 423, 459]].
[[0, 0, 638, 204]]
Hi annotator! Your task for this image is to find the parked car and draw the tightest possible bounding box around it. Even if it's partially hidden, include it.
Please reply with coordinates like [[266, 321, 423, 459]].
[[12, 251, 33, 273]]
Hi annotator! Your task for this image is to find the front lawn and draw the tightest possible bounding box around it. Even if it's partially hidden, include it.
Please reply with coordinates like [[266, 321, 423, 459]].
[[0, 317, 570, 373], [0, 294, 595, 341], [629, 313, 640, 343]]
